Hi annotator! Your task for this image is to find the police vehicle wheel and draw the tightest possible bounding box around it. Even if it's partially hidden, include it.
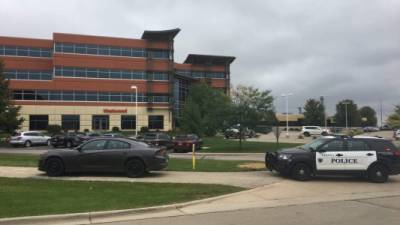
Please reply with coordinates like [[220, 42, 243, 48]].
[[303, 132, 310, 137], [368, 165, 389, 183], [291, 163, 311, 181]]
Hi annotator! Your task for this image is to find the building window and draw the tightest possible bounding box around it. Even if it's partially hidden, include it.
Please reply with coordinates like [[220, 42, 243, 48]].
[[148, 115, 164, 130], [148, 50, 169, 59], [10, 90, 159, 103], [54, 66, 146, 80], [4, 70, 52, 80], [151, 72, 169, 81], [121, 115, 136, 130], [29, 115, 48, 130], [192, 71, 205, 78], [0, 45, 52, 58], [62, 115, 80, 131], [92, 115, 109, 130], [54, 43, 146, 58]]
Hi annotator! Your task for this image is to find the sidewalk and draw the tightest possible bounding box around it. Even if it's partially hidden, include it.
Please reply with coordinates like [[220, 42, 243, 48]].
[[0, 166, 280, 188]]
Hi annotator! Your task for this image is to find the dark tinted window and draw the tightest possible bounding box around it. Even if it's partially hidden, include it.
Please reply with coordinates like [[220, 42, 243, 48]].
[[320, 140, 344, 151], [29, 115, 48, 130], [121, 115, 136, 130], [347, 140, 370, 151], [106, 140, 130, 149], [148, 115, 164, 129], [369, 140, 398, 152], [62, 115, 80, 131], [82, 140, 107, 151]]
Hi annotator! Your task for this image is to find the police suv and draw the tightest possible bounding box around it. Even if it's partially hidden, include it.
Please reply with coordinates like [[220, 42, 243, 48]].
[[265, 136, 400, 183]]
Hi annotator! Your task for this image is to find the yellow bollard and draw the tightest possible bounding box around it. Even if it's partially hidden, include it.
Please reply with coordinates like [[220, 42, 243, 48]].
[[192, 143, 196, 170]]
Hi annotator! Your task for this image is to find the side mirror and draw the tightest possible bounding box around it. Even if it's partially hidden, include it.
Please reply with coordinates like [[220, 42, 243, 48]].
[[76, 147, 82, 152]]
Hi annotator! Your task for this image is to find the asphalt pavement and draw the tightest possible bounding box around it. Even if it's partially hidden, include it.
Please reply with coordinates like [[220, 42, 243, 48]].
[[106, 196, 400, 225]]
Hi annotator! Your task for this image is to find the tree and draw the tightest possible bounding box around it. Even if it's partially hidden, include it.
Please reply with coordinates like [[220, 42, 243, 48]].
[[303, 98, 325, 126], [230, 85, 276, 130], [180, 83, 231, 137], [0, 60, 24, 133], [334, 99, 361, 127], [387, 105, 400, 129], [359, 106, 377, 127]]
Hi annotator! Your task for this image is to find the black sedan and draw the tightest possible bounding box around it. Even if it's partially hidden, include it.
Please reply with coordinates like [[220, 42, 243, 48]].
[[39, 138, 168, 177], [50, 132, 88, 148]]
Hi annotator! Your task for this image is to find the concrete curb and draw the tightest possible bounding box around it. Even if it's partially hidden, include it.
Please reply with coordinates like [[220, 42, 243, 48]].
[[0, 185, 264, 225]]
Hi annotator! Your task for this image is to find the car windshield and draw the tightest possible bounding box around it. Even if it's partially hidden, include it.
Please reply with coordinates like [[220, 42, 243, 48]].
[[300, 138, 330, 151]]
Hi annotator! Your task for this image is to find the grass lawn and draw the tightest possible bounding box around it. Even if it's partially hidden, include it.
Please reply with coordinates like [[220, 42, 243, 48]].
[[0, 153, 264, 172], [0, 177, 243, 218], [201, 136, 300, 153]]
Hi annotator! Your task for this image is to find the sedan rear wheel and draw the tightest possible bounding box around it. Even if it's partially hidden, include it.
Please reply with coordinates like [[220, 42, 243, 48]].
[[24, 140, 32, 147], [45, 158, 64, 177], [125, 159, 145, 178]]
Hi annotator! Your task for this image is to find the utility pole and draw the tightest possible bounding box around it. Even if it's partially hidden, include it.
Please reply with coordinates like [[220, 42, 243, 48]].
[[380, 100, 383, 128]]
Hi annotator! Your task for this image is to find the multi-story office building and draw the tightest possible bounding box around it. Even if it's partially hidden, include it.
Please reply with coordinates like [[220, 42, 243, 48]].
[[0, 29, 235, 132]]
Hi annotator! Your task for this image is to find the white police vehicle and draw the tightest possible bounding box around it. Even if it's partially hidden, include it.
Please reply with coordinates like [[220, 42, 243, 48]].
[[265, 136, 400, 183]]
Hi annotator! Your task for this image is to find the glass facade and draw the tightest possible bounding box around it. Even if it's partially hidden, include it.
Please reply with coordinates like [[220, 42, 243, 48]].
[[54, 66, 146, 80], [148, 50, 170, 59], [55, 42, 148, 58], [11, 89, 169, 103], [173, 78, 190, 126], [121, 115, 136, 130], [176, 70, 225, 79], [148, 115, 164, 130], [148, 72, 169, 81], [0, 45, 52, 58], [4, 70, 52, 80], [29, 115, 49, 130]]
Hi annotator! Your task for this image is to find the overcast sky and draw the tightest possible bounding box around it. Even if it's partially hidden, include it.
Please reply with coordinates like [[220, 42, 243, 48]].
[[1, 0, 399, 124]]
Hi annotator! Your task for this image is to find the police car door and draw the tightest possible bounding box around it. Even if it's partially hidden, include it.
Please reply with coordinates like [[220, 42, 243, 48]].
[[343, 139, 377, 170], [315, 139, 346, 171]]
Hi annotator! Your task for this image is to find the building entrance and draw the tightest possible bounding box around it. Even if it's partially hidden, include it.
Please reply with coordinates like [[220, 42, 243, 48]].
[[92, 115, 109, 130]]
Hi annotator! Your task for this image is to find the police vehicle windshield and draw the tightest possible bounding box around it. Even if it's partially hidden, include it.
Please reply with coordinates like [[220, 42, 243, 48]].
[[300, 138, 330, 151]]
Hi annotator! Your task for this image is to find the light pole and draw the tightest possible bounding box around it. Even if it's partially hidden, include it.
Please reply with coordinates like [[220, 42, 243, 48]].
[[320, 95, 327, 130], [131, 85, 138, 137], [343, 101, 350, 130], [281, 93, 293, 137]]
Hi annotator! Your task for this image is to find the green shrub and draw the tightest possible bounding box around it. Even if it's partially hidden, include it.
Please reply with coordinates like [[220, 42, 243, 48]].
[[140, 126, 149, 134], [112, 126, 120, 132], [47, 125, 62, 135]]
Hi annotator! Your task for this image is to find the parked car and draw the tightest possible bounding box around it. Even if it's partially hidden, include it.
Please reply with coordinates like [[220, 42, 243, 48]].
[[50, 132, 89, 148], [224, 126, 256, 139], [394, 130, 400, 140], [38, 138, 168, 177], [172, 134, 203, 152], [9, 131, 51, 147], [380, 125, 392, 131], [142, 133, 173, 149], [102, 133, 125, 138], [363, 126, 380, 132], [265, 136, 400, 183], [301, 126, 330, 137]]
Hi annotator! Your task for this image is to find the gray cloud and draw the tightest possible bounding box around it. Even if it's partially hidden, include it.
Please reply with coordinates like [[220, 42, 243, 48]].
[[1, 0, 399, 123]]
